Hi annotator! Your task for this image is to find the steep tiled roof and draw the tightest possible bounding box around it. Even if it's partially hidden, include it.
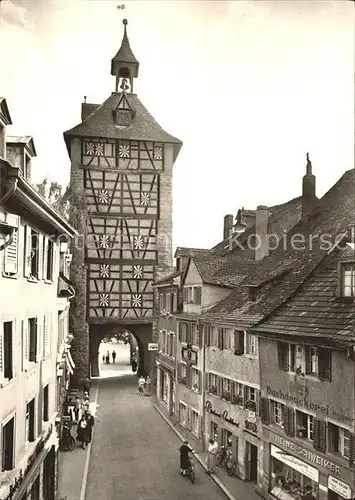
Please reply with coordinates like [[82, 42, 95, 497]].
[[250, 246, 355, 344], [64, 92, 182, 156], [174, 247, 211, 258], [0, 97, 12, 125], [200, 168, 355, 329], [211, 196, 302, 255], [6, 135, 37, 156], [154, 269, 182, 286]]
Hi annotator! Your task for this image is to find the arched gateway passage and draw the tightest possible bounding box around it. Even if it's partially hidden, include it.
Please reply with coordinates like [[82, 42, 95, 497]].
[[89, 323, 153, 379]]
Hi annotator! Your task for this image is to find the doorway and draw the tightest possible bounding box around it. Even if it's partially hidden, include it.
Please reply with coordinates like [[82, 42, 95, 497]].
[[246, 441, 258, 482]]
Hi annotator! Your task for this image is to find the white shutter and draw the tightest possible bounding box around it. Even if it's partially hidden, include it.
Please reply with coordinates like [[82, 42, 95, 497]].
[[23, 319, 29, 368], [44, 314, 49, 357], [0, 320, 4, 379], [12, 320, 17, 378], [37, 317, 42, 362], [43, 236, 48, 281], [4, 224, 19, 274], [48, 313, 52, 355], [24, 225, 32, 277], [52, 240, 57, 279], [38, 235, 43, 280]]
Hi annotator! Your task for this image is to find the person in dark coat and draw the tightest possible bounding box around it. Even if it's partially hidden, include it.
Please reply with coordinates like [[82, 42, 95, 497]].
[[76, 415, 89, 449], [179, 441, 194, 475], [112, 350, 116, 363], [132, 357, 137, 372], [85, 410, 95, 443]]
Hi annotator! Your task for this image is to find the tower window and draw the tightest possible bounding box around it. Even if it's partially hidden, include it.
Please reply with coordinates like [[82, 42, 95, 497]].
[[116, 110, 132, 127]]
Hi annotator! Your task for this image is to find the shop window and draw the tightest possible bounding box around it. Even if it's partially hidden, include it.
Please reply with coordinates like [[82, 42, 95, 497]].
[[1, 416, 15, 471], [295, 410, 313, 440], [271, 400, 285, 427], [162, 371, 169, 403], [270, 455, 319, 500], [245, 333, 258, 355], [329, 423, 350, 458], [232, 382, 244, 406], [191, 410, 199, 437], [179, 402, 187, 426]]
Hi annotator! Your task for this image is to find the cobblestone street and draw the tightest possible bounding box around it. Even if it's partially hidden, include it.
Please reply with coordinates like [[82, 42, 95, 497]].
[[84, 345, 227, 500]]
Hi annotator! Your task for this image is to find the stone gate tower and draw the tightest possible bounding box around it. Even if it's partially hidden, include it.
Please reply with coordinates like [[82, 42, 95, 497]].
[[63, 19, 182, 381]]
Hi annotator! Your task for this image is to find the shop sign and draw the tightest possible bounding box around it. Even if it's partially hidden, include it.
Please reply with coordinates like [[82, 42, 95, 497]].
[[148, 343, 159, 351], [273, 435, 341, 475], [271, 445, 319, 483], [328, 476, 352, 499]]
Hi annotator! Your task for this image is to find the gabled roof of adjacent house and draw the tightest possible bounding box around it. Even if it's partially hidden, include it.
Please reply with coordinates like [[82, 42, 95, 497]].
[[174, 247, 211, 258], [249, 245, 355, 345], [0, 97, 12, 126], [200, 168, 355, 330], [63, 92, 182, 158], [153, 269, 182, 286]]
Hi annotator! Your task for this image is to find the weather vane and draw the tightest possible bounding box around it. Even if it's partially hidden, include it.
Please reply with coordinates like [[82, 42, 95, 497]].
[[117, 4, 126, 10]]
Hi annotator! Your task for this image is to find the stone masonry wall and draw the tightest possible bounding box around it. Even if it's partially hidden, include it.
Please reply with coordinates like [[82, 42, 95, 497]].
[[68, 137, 90, 383]]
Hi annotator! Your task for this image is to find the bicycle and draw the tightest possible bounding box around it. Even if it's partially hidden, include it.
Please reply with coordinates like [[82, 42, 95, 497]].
[[59, 422, 75, 452], [186, 456, 195, 483]]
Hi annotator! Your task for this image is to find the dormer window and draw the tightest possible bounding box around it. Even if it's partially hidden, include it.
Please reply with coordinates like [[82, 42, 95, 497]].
[[24, 153, 31, 181], [340, 262, 355, 297], [248, 286, 258, 302]]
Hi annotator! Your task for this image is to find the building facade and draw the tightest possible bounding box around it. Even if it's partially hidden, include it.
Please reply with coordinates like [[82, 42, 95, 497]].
[[63, 19, 182, 381], [0, 98, 76, 500], [252, 245, 355, 500]]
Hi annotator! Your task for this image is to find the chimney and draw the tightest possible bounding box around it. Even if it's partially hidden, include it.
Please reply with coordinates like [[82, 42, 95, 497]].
[[255, 205, 269, 261], [302, 153, 316, 219], [224, 214, 234, 241]]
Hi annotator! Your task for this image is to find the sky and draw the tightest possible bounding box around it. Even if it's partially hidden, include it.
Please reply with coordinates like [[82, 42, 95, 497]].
[[0, 0, 354, 250]]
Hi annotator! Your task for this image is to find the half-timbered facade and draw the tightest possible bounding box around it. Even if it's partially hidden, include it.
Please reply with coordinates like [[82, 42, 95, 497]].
[[64, 19, 182, 379]]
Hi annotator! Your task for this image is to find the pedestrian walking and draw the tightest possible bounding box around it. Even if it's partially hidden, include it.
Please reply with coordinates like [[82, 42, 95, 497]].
[[145, 375, 151, 395], [74, 397, 82, 422], [132, 356, 137, 372], [85, 410, 95, 444], [206, 438, 218, 474], [105, 350, 110, 364], [138, 375, 145, 396], [112, 350, 116, 363], [179, 440, 194, 476], [102, 354, 105, 362], [76, 415, 89, 449], [82, 377, 91, 395]]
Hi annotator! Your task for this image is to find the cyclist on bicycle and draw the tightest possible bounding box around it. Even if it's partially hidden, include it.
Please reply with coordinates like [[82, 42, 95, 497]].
[[179, 440, 194, 476]]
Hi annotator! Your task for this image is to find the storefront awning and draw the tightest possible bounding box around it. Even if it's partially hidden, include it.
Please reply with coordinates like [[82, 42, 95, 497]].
[[67, 349, 75, 369], [65, 356, 74, 375]]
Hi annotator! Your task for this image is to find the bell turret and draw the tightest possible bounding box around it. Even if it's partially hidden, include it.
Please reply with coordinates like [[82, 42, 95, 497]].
[[111, 19, 139, 93]]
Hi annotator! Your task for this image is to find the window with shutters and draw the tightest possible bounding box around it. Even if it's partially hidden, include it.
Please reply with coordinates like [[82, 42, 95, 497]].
[[295, 410, 314, 440], [271, 400, 285, 426], [217, 328, 225, 350], [28, 317, 37, 363], [277, 342, 289, 370], [3, 321, 13, 380], [232, 382, 244, 406], [305, 347, 332, 380], [191, 410, 199, 437], [340, 262, 355, 297], [30, 230, 40, 279], [245, 333, 258, 356], [328, 423, 350, 458], [221, 378, 232, 401], [46, 239, 54, 281], [178, 322, 187, 343], [4, 222, 19, 276], [191, 368, 200, 392], [245, 386, 258, 411], [178, 363, 187, 385], [194, 286, 202, 305], [43, 384, 49, 422], [179, 402, 187, 426], [1, 416, 15, 471], [43, 314, 50, 358], [233, 330, 244, 355], [26, 398, 36, 442], [208, 373, 218, 395], [192, 324, 199, 346]]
